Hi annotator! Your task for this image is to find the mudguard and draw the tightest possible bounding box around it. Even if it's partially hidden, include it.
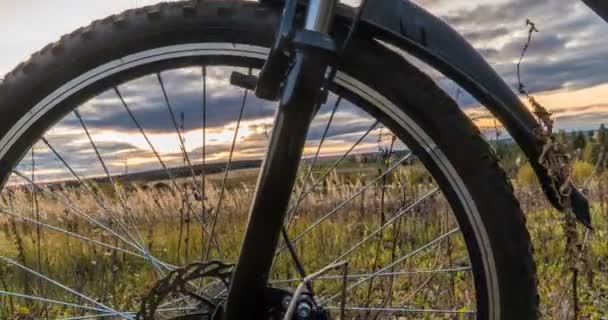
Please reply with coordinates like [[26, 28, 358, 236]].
[[357, 0, 591, 226]]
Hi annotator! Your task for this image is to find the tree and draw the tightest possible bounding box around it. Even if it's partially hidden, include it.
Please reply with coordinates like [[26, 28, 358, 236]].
[[573, 131, 587, 150], [597, 123, 607, 147], [556, 129, 569, 149]]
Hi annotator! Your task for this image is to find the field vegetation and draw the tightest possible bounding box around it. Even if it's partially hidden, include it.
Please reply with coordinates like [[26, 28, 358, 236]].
[[0, 126, 607, 319]]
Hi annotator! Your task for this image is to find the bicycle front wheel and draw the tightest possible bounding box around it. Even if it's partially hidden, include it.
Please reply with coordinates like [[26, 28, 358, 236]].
[[0, 1, 537, 319]]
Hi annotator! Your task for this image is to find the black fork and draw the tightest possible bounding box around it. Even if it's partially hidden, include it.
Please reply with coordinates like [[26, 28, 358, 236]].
[[223, 0, 340, 319]]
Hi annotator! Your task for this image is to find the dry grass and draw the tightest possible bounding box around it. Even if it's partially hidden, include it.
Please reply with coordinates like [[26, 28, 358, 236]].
[[0, 163, 605, 319]]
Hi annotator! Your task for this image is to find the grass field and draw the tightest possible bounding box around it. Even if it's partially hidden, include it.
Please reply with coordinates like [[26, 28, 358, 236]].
[[0, 160, 606, 319]]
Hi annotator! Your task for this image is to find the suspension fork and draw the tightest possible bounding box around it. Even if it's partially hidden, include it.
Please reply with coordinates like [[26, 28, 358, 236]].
[[223, 1, 340, 319]]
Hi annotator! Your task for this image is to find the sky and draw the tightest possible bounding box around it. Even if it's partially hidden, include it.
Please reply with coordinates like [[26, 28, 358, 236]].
[[1, 0, 608, 182], [418, 0, 608, 131]]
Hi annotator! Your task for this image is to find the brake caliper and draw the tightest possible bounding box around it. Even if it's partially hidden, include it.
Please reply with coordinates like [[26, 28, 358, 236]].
[[137, 261, 233, 320]]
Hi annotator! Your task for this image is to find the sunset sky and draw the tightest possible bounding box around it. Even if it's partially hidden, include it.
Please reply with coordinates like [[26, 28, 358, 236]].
[[1, 0, 608, 181], [420, 0, 608, 132]]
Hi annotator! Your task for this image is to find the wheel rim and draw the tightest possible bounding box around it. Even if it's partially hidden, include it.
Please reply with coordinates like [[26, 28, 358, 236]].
[[0, 43, 491, 319]]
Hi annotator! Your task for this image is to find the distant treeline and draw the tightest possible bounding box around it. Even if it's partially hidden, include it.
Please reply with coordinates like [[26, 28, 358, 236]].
[[493, 124, 608, 177]]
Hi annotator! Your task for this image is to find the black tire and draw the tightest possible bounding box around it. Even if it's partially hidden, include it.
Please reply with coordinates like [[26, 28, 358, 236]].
[[0, 1, 538, 319]]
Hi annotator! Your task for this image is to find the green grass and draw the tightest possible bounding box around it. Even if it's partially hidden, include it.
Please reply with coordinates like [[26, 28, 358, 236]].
[[0, 163, 605, 319]]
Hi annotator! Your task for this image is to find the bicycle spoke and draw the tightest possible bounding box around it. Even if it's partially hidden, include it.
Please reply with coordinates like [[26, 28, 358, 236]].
[[329, 187, 440, 264], [59, 307, 199, 320], [203, 68, 250, 262], [30, 145, 44, 302], [398, 265, 445, 306], [40, 137, 147, 253], [320, 228, 461, 305], [0, 207, 146, 260], [0, 256, 131, 319], [271, 266, 472, 284], [278, 152, 413, 252], [61, 315, 126, 320], [73, 109, 165, 273], [157, 72, 199, 187], [73, 110, 146, 241], [200, 66, 208, 259], [10, 170, 166, 268], [286, 96, 342, 224], [286, 120, 380, 227], [115, 85, 222, 256], [158, 71, 202, 264], [114, 86, 199, 220], [323, 305, 475, 315], [272, 187, 446, 284], [275, 96, 345, 286], [0, 291, 111, 314]]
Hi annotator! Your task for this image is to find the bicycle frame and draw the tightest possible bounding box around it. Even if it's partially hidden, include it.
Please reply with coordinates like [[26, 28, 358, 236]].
[[225, 0, 602, 318]]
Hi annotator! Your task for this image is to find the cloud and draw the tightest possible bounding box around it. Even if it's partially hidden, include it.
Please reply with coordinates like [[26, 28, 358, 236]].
[[12, 65, 387, 182], [5, 0, 608, 182], [67, 67, 372, 137], [466, 101, 608, 133], [65, 67, 275, 134], [443, 0, 561, 28], [0, 0, 182, 76], [439, 0, 608, 94]]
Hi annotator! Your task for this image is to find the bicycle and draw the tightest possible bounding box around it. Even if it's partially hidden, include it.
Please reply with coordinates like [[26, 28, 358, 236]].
[[0, 0, 605, 319]]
